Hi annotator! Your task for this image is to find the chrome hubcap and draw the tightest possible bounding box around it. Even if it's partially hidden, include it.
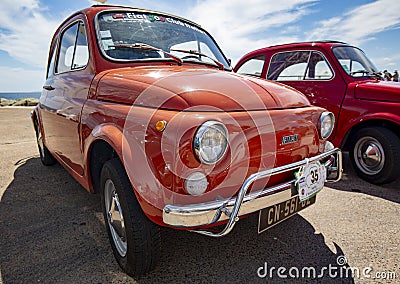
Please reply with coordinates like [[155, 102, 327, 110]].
[[104, 179, 127, 257], [354, 137, 385, 175]]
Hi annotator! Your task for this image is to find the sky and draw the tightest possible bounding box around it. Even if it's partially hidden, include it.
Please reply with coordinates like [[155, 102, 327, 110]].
[[0, 0, 399, 92]]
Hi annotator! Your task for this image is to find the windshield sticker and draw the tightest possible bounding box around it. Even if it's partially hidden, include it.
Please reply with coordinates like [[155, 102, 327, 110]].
[[102, 39, 115, 51], [112, 13, 125, 19], [100, 30, 112, 38], [149, 14, 206, 34], [104, 12, 205, 34], [149, 14, 166, 22]]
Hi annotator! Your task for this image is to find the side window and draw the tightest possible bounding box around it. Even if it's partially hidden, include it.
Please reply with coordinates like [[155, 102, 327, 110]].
[[267, 51, 310, 80], [236, 55, 265, 77], [57, 23, 78, 73], [72, 23, 89, 69], [305, 52, 333, 80], [56, 21, 89, 73], [278, 62, 308, 81], [47, 42, 57, 78], [267, 51, 333, 81]]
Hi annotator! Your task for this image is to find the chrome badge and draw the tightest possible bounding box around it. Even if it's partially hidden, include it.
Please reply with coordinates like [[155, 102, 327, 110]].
[[282, 134, 299, 145]]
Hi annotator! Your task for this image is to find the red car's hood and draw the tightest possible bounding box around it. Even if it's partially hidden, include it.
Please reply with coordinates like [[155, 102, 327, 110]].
[[355, 80, 400, 103], [96, 66, 310, 111]]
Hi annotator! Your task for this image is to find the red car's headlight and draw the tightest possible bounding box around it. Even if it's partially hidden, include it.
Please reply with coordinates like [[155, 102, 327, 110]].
[[193, 121, 228, 164], [319, 111, 335, 139]]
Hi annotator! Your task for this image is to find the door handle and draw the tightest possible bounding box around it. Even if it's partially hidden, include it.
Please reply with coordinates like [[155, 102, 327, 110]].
[[43, 85, 55, 91]]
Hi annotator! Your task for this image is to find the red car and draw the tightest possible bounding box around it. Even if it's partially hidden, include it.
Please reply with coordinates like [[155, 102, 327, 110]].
[[235, 41, 400, 185], [32, 6, 341, 277]]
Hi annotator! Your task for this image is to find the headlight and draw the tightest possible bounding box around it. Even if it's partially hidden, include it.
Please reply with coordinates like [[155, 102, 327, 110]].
[[194, 121, 228, 164], [319, 111, 335, 139]]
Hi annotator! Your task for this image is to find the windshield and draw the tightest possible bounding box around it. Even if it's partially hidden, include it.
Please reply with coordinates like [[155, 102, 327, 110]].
[[332, 46, 379, 77], [96, 11, 230, 69]]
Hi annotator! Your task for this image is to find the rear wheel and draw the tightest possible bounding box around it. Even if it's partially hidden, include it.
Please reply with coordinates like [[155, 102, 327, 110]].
[[350, 127, 400, 185], [34, 120, 56, 166], [100, 158, 161, 277]]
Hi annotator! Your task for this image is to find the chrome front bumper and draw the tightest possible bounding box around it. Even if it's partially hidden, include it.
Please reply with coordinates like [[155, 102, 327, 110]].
[[163, 148, 342, 237]]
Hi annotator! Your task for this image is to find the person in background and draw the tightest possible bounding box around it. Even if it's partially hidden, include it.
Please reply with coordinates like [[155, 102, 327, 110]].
[[393, 70, 399, 82], [383, 70, 392, 81]]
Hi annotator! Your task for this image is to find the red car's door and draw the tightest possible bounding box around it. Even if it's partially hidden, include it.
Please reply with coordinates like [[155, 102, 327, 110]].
[[41, 20, 93, 175]]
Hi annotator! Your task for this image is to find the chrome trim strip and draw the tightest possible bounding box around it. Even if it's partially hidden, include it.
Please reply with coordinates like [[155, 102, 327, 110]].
[[163, 148, 342, 237]]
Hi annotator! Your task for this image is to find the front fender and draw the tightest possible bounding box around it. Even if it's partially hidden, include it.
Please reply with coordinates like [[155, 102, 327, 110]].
[[362, 112, 400, 125], [84, 122, 164, 224], [89, 123, 125, 159], [335, 111, 400, 148]]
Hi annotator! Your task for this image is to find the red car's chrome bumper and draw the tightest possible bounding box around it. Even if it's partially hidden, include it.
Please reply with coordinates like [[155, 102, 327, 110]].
[[163, 147, 342, 237]]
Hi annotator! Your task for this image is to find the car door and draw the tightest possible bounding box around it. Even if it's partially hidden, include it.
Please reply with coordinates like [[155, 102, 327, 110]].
[[41, 19, 93, 175], [265, 50, 346, 127]]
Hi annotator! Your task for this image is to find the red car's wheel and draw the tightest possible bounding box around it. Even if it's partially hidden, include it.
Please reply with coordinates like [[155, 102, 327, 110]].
[[100, 158, 161, 277], [350, 127, 400, 185]]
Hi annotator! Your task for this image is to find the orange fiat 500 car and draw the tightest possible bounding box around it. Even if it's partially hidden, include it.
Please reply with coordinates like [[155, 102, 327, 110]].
[[32, 5, 342, 277]]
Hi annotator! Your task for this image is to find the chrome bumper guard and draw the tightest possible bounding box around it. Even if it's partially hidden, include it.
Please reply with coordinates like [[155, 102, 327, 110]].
[[163, 148, 342, 237]]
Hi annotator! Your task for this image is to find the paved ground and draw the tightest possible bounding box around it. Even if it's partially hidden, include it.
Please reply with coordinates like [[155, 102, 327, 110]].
[[0, 107, 399, 284]]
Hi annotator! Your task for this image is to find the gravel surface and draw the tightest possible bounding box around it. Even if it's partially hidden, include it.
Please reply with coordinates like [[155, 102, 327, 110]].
[[0, 107, 399, 284]]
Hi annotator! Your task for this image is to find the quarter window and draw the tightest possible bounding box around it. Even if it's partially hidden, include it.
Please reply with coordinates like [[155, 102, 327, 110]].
[[47, 42, 57, 78], [56, 21, 89, 73], [72, 23, 89, 69], [236, 55, 265, 77], [267, 51, 333, 81]]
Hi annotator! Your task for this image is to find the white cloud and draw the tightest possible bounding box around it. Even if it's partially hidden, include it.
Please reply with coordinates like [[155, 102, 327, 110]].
[[0, 66, 45, 92], [373, 53, 400, 70], [185, 0, 317, 64], [307, 0, 400, 45], [0, 0, 60, 68], [1, 0, 399, 92]]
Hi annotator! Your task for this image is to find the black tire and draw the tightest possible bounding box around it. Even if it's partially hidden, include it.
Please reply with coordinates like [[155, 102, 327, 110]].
[[350, 127, 400, 185], [100, 158, 161, 278], [34, 120, 56, 166]]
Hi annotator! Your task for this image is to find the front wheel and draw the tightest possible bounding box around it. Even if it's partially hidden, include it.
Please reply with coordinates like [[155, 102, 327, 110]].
[[350, 127, 400, 185], [100, 158, 161, 278]]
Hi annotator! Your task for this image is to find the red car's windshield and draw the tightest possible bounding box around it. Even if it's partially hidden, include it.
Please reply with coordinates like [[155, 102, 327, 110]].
[[95, 11, 230, 69], [332, 46, 379, 77]]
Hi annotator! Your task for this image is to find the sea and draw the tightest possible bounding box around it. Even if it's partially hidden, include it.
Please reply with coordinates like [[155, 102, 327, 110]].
[[0, 92, 41, 100]]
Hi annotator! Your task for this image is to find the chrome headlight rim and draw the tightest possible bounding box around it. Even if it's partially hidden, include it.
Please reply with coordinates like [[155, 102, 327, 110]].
[[319, 111, 335, 139], [193, 121, 228, 165]]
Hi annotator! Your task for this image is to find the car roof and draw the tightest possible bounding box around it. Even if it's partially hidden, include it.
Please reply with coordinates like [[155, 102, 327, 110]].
[[244, 41, 349, 55], [236, 41, 353, 64]]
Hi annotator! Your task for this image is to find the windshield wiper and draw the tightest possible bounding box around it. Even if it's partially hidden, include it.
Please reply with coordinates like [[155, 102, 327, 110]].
[[350, 69, 381, 79], [170, 48, 225, 70], [110, 43, 182, 65]]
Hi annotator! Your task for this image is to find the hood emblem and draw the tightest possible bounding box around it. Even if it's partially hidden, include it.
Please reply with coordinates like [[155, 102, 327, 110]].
[[282, 134, 299, 145]]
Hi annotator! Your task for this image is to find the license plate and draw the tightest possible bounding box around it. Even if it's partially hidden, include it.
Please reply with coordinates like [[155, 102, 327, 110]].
[[295, 161, 326, 202], [258, 195, 316, 233]]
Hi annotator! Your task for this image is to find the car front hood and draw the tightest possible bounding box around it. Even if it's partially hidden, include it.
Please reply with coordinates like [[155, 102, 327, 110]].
[[355, 80, 400, 103], [96, 65, 310, 111]]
